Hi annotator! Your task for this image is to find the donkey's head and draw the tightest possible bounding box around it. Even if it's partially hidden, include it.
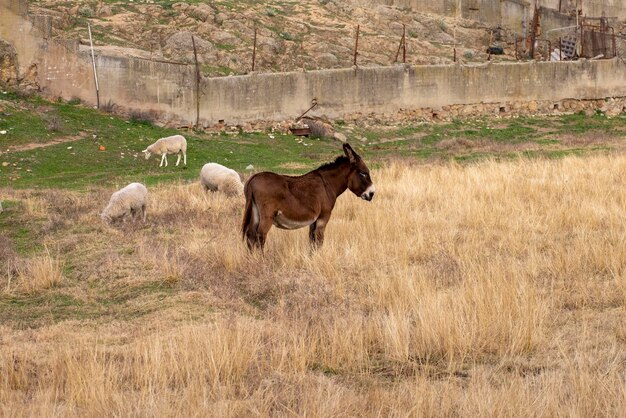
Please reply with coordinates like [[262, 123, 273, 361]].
[[343, 143, 375, 201]]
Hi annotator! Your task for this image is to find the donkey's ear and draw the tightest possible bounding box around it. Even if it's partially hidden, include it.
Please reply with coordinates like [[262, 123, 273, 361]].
[[343, 143, 359, 164]]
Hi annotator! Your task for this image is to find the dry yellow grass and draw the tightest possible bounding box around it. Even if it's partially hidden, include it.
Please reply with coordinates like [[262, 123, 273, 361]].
[[1, 155, 626, 416], [3, 246, 64, 294]]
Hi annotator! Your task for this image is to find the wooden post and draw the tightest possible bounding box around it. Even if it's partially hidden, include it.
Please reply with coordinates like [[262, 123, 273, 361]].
[[191, 35, 200, 129], [402, 24, 406, 63], [252, 27, 257, 72], [353, 25, 360, 67], [453, 25, 457, 62], [394, 28, 403, 63], [488, 30, 493, 61], [87, 23, 100, 109], [529, 4, 539, 59]]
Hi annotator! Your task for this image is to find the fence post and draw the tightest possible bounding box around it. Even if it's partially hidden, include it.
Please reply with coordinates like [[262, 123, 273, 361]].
[[402, 24, 406, 63], [191, 35, 200, 129], [453, 25, 457, 62], [353, 25, 360, 67], [252, 27, 257, 72], [87, 23, 100, 109]]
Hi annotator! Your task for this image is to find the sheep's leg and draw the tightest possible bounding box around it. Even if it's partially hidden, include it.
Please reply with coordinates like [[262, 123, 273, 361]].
[[159, 154, 166, 167], [176, 152, 181, 166], [183, 151, 187, 166], [141, 204, 146, 222]]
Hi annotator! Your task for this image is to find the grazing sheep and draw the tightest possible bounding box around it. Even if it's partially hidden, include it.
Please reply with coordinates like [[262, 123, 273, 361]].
[[142, 134, 187, 167], [101, 182, 148, 223], [200, 163, 244, 196]]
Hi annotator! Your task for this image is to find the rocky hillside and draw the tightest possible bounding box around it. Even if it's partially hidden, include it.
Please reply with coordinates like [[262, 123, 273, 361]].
[[28, 0, 514, 76]]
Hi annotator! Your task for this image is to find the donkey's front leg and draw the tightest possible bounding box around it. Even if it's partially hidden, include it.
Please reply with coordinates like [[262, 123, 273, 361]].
[[308, 218, 327, 248]]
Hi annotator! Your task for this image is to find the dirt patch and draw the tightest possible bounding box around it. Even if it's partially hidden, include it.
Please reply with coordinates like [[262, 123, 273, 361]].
[[6, 133, 85, 153]]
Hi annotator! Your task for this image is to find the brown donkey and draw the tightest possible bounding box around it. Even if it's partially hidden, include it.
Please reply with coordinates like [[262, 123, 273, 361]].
[[242, 143, 375, 250]]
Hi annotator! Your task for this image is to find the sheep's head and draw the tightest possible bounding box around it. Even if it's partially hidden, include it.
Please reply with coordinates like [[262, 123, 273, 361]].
[[100, 212, 112, 223], [142, 149, 151, 160]]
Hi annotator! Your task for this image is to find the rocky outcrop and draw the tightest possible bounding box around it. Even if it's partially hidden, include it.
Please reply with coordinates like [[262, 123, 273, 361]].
[[0, 39, 17, 87]]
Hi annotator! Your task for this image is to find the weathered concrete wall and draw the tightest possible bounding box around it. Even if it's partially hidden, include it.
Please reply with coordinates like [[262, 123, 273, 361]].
[[0, 0, 196, 125], [94, 55, 195, 124], [201, 59, 626, 124], [501, 1, 529, 35], [2, 0, 626, 128], [350, 0, 530, 32], [540, 7, 576, 35], [584, 0, 626, 20], [353, 0, 626, 32]]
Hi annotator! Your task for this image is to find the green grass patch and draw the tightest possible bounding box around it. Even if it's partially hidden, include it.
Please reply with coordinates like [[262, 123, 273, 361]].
[[4, 93, 626, 189], [1, 94, 341, 189], [0, 201, 44, 255]]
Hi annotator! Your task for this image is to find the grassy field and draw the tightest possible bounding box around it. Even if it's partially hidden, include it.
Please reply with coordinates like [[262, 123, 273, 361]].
[[1, 93, 626, 416]]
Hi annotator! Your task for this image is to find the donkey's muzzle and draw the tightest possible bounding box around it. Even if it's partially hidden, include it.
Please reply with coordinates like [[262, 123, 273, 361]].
[[361, 191, 374, 201]]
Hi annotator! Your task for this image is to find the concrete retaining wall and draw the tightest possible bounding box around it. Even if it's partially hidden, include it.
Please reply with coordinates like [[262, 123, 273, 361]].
[[352, 0, 626, 27], [204, 59, 626, 124], [0, 0, 197, 125], [2, 0, 626, 128]]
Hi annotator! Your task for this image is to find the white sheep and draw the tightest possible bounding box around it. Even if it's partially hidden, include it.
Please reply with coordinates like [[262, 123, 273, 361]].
[[142, 134, 187, 167], [200, 163, 244, 196], [101, 182, 148, 223]]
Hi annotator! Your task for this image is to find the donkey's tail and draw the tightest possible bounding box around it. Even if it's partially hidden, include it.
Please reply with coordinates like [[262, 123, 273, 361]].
[[241, 180, 255, 241]]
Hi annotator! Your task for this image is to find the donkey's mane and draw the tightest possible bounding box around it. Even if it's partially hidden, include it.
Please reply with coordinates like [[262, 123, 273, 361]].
[[316, 155, 350, 172]]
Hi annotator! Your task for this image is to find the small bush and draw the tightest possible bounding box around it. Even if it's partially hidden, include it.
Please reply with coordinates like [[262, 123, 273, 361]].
[[129, 110, 154, 126], [78, 5, 94, 18], [100, 99, 116, 113], [280, 32, 294, 41]]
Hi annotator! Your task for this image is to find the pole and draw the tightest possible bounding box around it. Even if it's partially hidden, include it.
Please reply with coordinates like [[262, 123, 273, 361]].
[[191, 35, 200, 129], [353, 25, 360, 67], [295, 101, 318, 122], [453, 25, 457, 62], [252, 28, 257, 72], [87, 23, 100, 109], [394, 30, 403, 63], [488, 30, 493, 61], [402, 24, 406, 63]]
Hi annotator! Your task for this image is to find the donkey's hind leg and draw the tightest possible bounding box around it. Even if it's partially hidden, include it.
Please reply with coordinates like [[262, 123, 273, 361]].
[[246, 206, 273, 250], [245, 200, 262, 250], [254, 215, 274, 250]]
